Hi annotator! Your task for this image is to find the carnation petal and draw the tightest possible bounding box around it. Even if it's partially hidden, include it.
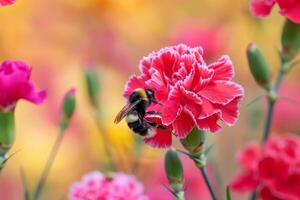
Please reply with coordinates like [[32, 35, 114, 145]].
[[172, 109, 195, 138], [143, 129, 172, 148], [271, 171, 300, 200], [237, 143, 261, 170], [229, 170, 259, 192], [259, 187, 282, 200], [196, 113, 221, 133], [19, 82, 47, 105], [198, 81, 244, 105], [0, 0, 16, 6], [0, 60, 46, 111], [280, 3, 300, 24], [218, 96, 243, 126], [123, 75, 146, 98], [176, 84, 202, 115], [208, 55, 234, 81], [250, 0, 275, 17], [258, 156, 289, 181], [145, 68, 168, 100], [144, 115, 172, 148]]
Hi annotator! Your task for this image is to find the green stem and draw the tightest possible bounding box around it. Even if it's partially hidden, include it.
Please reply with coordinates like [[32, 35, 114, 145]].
[[262, 69, 285, 143], [200, 166, 217, 200], [32, 130, 65, 200], [262, 101, 275, 143], [94, 108, 116, 171], [250, 191, 257, 200]]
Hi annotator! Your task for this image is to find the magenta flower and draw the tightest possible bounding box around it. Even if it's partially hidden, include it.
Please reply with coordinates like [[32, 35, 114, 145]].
[[0, 0, 15, 6], [69, 171, 149, 200], [0, 60, 47, 112], [250, 0, 300, 23], [124, 44, 244, 147], [230, 135, 300, 200]]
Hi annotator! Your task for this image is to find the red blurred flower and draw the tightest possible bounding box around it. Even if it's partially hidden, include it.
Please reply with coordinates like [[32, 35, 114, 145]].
[[0, 0, 15, 6], [274, 81, 300, 132], [250, 0, 300, 23], [146, 155, 211, 200], [169, 22, 228, 61], [0, 60, 46, 112], [124, 44, 243, 147], [230, 135, 300, 200], [69, 171, 148, 200]]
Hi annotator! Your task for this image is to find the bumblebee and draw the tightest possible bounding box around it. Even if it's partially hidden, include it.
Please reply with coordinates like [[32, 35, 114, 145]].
[[114, 88, 166, 137]]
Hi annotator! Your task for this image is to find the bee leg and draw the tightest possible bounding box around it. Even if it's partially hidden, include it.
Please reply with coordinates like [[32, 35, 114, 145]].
[[145, 120, 167, 130], [146, 111, 162, 115]]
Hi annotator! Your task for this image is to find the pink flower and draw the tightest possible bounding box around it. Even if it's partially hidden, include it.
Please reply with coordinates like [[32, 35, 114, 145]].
[[250, 0, 300, 23], [69, 171, 149, 200], [0, 60, 47, 112], [0, 0, 15, 6], [124, 44, 244, 147], [229, 135, 300, 200]]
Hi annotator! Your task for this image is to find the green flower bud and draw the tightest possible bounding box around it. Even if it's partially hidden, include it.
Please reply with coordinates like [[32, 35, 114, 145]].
[[60, 88, 76, 131], [281, 19, 300, 62], [0, 112, 15, 157], [181, 128, 206, 155], [165, 148, 183, 193], [84, 68, 100, 107], [247, 43, 272, 90]]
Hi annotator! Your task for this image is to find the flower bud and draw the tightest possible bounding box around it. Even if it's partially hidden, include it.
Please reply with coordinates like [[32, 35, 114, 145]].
[[0, 112, 15, 157], [247, 43, 272, 90], [181, 129, 206, 155], [281, 19, 300, 62], [60, 88, 76, 131], [84, 68, 100, 107], [165, 148, 183, 193]]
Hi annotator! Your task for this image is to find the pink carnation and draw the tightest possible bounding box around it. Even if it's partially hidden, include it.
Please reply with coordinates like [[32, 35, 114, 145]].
[[250, 0, 300, 23], [0, 0, 15, 6], [0, 60, 46, 112], [124, 44, 244, 147], [229, 135, 300, 200], [69, 171, 149, 200]]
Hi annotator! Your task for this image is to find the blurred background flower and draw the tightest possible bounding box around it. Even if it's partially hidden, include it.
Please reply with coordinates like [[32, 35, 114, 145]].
[[230, 135, 300, 199], [69, 171, 148, 200]]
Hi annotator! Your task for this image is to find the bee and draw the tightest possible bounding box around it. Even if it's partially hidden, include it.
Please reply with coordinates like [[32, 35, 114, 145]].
[[114, 88, 166, 137]]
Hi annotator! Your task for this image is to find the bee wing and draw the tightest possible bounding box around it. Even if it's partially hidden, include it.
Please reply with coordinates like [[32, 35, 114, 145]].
[[114, 99, 142, 124]]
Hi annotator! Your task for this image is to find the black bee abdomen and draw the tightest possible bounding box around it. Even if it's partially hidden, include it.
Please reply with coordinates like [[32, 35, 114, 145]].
[[132, 125, 148, 136], [127, 121, 140, 129]]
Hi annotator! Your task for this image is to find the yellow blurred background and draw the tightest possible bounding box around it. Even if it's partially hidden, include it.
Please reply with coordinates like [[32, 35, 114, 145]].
[[0, 0, 299, 199]]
